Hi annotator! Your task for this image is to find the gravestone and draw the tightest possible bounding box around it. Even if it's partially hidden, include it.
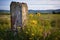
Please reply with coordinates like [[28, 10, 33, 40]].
[[10, 2, 28, 31]]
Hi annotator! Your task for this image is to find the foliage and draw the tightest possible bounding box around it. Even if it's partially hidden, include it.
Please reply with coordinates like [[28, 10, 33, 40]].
[[0, 13, 60, 40]]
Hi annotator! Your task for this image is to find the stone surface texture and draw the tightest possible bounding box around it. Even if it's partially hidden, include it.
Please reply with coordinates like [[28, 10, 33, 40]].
[[10, 2, 28, 30]]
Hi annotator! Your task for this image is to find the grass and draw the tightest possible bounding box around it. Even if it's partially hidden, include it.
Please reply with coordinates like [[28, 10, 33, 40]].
[[0, 13, 60, 40]]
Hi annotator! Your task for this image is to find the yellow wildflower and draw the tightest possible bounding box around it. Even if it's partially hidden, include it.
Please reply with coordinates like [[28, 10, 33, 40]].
[[29, 14, 33, 17], [32, 20, 37, 25], [32, 33, 34, 36]]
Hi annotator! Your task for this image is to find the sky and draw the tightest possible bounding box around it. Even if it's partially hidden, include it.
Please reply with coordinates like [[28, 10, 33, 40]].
[[0, 0, 60, 10]]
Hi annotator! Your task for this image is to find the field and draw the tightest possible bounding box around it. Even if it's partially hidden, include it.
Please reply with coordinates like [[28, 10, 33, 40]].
[[0, 13, 60, 40]]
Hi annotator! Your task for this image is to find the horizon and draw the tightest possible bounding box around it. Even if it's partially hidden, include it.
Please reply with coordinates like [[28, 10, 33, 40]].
[[0, 0, 60, 10]]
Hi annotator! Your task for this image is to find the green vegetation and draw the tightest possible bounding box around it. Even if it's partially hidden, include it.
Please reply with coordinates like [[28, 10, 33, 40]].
[[0, 12, 10, 15], [0, 13, 60, 40]]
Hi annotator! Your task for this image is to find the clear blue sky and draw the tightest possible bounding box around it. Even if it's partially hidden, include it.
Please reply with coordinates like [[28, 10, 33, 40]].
[[0, 0, 60, 10]]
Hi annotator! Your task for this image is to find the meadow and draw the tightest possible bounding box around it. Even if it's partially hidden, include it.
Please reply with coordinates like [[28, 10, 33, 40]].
[[0, 13, 60, 40]]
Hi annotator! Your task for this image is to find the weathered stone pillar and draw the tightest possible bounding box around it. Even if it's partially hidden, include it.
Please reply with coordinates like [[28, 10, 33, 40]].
[[10, 2, 28, 31]]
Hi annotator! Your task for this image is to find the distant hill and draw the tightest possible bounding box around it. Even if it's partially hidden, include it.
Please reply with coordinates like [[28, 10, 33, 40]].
[[28, 9, 60, 13], [0, 10, 10, 13], [0, 9, 60, 13]]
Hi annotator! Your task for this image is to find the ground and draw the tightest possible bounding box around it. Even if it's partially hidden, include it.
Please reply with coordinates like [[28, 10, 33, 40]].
[[0, 13, 60, 40]]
